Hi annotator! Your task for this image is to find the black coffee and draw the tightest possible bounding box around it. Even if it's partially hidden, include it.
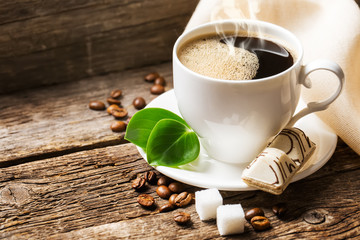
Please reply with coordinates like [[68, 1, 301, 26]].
[[178, 34, 294, 80], [220, 36, 294, 79]]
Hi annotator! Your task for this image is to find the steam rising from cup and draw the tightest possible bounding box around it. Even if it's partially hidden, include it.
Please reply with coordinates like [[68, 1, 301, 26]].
[[211, 0, 291, 80], [212, 0, 264, 58]]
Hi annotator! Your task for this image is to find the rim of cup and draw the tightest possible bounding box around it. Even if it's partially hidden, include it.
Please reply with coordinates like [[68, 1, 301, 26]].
[[173, 19, 304, 84]]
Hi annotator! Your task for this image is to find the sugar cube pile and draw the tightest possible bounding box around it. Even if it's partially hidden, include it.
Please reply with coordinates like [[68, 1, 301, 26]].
[[195, 188, 246, 236]]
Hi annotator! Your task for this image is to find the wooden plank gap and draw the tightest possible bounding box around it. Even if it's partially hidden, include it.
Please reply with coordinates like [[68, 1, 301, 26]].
[[0, 139, 128, 168]]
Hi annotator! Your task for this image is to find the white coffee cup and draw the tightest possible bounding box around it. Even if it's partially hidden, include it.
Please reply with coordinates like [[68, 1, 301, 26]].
[[173, 20, 344, 164]]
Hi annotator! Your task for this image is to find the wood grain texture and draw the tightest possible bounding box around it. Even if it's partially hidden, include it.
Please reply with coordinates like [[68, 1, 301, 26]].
[[0, 62, 173, 165], [0, 142, 359, 239], [0, 1, 359, 238], [0, 0, 198, 93]]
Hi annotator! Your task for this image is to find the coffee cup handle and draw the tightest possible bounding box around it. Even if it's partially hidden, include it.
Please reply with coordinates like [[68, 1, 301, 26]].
[[287, 59, 345, 127]]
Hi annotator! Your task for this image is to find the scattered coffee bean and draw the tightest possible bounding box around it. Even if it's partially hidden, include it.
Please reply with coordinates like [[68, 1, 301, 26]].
[[110, 121, 126, 132], [107, 104, 120, 114], [150, 84, 165, 95], [111, 108, 128, 118], [157, 176, 172, 186], [168, 182, 184, 193], [154, 76, 166, 86], [169, 194, 178, 206], [107, 97, 121, 105], [251, 216, 271, 231], [144, 72, 160, 82], [174, 192, 192, 207], [272, 203, 287, 218], [156, 185, 172, 199], [137, 194, 155, 208], [245, 208, 265, 221], [110, 89, 122, 99], [133, 97, 146, 110], [132, 177, 146, 191], [159, 203, 175, 213], [174, 212, 191, 225], [89, 100, 106, 110], [189, 193, 195, 204], [144, 171, 157, 184]]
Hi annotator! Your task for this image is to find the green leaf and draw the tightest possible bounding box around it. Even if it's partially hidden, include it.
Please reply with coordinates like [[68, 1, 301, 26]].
[[146, 119, 200, 167], [124, 108, 188, 150]]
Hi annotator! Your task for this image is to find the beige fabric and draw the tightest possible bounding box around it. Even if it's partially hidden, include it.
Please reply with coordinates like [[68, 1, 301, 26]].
[[186, 0, 360, 155]]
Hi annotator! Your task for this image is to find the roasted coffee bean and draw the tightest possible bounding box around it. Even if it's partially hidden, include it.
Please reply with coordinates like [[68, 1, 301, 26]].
[[157, 176, 172, 186], [168, 182, 184, 193], [251, 216, 271, 231], [272, 203, 287, 218], [107, 97, 121, 105], [133, 97, 146, 110], [144, 171, 157, 184], [137, 194, 155, 208], [111, 108, 128, 118], [174, 212, 191, 225], [89, 100, 106, 110], [174, 192, 192, 207], [169, 194, 178, 206], [144, 72, 160, 82], [132, 177, 146, 191], [110, 89, 122, 99], [110, 121, 126, 132], [107, 104, 120, 114], [159, 203, 175, 213], [245, 208, 265, 221], [154, 76, 166, 86], [189, 193, 195, 204], [150, 84, 165, 95], [156, 185, 172, 199]]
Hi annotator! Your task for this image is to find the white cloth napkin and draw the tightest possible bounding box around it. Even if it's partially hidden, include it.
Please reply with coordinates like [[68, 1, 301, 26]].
[[185, 0, 360, 155]]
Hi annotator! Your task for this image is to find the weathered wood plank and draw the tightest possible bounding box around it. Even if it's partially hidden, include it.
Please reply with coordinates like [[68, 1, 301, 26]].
[[0, 0, 198, 93], [0, 142, 359, 239], [0, 1, 101, 25], [0, 62, 173, 165]]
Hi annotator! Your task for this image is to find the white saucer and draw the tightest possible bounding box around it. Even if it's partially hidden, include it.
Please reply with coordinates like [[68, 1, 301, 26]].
[[137, 90, 337, 191]]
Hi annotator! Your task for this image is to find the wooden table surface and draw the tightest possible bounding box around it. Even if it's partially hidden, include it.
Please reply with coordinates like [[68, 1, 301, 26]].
[[1, 62, 359, 239]]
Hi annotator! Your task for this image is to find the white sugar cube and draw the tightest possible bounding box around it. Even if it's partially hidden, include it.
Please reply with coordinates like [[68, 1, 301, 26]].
[[195, 188, 223, 220], [217, 204, 245, 236]]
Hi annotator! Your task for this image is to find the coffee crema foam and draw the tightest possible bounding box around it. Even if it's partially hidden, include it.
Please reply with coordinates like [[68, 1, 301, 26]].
[[178, 35, 259, 80]]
